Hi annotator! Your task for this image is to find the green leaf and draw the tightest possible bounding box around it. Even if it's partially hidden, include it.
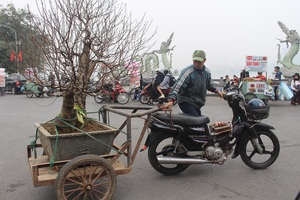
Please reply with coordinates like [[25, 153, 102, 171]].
[[74, 104, 86, 127]]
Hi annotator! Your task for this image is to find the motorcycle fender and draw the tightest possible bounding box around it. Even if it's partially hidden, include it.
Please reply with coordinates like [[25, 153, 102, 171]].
[[231, 132, 245, 159], [143, 131, 161, 149], [232, 122, 275, 159], [141, 125, 176, 151], [118, 89, 127, 93]]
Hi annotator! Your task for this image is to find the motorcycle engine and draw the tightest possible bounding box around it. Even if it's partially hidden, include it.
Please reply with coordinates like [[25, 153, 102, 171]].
[[205, 146, 223, 160]]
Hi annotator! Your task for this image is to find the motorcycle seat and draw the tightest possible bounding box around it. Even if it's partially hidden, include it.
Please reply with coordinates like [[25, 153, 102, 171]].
[[152, 112, 210, 127]]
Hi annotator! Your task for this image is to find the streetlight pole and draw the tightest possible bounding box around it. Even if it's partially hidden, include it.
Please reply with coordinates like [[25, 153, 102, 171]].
[[0, 24, 18, 70]]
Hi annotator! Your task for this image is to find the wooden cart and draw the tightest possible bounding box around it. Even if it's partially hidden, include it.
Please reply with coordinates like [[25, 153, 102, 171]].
[[27, 105, 160, 200]]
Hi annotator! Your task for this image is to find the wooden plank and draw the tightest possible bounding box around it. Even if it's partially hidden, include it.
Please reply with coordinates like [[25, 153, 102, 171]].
[[28, 155, 131, 187]]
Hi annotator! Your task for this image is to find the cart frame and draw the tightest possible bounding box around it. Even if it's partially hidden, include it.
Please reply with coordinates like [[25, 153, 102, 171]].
[[27, 105, 160, 189]]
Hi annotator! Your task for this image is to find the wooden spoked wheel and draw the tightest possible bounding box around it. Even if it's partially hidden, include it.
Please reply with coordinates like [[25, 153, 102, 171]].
[[54, 154, 116, 200]]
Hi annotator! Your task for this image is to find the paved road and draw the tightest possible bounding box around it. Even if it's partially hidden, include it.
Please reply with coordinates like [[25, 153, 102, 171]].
[[0, 94, 299, 200]]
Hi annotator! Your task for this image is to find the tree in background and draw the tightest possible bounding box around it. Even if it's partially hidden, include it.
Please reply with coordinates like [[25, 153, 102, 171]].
[[0, 3, 42, 74], [27, 0, 155, 132]]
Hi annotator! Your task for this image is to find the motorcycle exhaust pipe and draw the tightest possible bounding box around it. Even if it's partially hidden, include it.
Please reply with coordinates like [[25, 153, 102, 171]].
[[158, 157, 213, 165]]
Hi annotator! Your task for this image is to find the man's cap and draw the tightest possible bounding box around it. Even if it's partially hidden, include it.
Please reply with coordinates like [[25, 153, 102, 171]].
[[258, 71, 263, 74], [193, 50, 206, 62], [274, 66, 280, 69]]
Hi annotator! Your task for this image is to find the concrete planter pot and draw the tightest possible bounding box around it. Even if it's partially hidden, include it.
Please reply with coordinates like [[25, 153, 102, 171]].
[[35, 121, 116, 161]]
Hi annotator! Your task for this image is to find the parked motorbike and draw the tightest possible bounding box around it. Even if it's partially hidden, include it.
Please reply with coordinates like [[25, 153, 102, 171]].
[[142, 91, 280, 175], [94, 82, 129, 104], [25, 81, 55, 98], [139, 84, 172, 104]]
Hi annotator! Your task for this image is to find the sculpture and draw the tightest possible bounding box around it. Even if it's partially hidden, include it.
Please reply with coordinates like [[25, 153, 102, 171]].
[[150, 32, 176, 69], [137, 33, 176, 79], [277, 21, 300, 77]]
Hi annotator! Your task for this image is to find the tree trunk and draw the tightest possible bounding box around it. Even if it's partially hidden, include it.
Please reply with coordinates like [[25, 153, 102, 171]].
[[55, 90, 77, 133], [75, 92, 87, 110]]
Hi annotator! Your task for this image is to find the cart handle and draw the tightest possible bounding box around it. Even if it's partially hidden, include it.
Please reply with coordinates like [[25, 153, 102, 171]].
[[101, 105, 161, 118]]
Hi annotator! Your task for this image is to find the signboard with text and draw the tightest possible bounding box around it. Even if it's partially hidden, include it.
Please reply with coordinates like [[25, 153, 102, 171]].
[[245, 56, 267, 72], [0, 68, 6, 87], [246, 81, 266, 94]]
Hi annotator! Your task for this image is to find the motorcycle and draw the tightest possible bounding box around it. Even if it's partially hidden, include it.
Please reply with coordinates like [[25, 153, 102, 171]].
[[94, 82, 129, 104], [139, 84, 172, 104], [142, 91, 280, 175], [25, 81, 55, 98]]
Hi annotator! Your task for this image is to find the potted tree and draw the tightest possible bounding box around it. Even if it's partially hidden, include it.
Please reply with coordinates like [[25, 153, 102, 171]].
[[25, 0, 156, 161]]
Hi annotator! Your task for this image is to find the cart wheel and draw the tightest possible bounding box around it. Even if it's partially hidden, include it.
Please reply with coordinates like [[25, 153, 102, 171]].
[[54, 154, 117, 200], [26, 90, 33, 98]]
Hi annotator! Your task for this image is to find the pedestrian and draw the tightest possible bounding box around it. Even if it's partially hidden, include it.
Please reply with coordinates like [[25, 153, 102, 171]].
[[273, 66, 282, 101], [162, 50, 224, 116], [231, 75, 239, 87], [240, 68, 249, 82], [0, 87, 4, 96], [290, 73, 300, 106], [223, 75, 231, 93], [48, 72, 55, 88], [0, 71, 5, 96]]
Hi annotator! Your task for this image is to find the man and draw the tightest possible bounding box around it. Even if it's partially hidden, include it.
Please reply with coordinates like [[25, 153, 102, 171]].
[[273, 66, 282, 101], [255, 71, 266, 81], [223, 75, 231, 92], [163, 50, 224, 116]]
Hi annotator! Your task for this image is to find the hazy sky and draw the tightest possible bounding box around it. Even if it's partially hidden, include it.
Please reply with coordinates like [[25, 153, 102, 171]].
[[2, 0, 300, 79]]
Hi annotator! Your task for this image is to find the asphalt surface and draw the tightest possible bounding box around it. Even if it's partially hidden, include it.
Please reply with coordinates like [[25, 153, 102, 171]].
[[0, 93, 299, 200]]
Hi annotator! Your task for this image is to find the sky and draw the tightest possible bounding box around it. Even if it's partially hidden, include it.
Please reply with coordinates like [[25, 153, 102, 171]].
[[2, 0, 300, 79]]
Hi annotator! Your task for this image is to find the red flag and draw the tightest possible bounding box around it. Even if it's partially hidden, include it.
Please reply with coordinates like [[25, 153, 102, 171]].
[[10, 51, 15, 62], [18, 51, 23, 62]]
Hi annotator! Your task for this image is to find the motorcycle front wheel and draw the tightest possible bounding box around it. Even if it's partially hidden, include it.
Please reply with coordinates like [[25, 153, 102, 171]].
[[94, 93, 104, 104], [148, 133, 189, 175], [240, 128, 280, 169], [117, 92, 129, 104], [139, 93, 150, 104]]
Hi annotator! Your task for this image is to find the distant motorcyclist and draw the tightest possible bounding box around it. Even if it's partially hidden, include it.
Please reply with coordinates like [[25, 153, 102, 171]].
[[157, 69, 171, 99], [143, 69, 165, 105]]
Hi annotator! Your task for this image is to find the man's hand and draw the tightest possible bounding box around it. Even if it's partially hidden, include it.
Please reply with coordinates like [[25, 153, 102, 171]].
[[162, 101, 173, 110]]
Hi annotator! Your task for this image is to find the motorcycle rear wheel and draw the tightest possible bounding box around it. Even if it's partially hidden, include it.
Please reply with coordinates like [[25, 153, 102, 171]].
[[26, 90, 33, 98], [117, 92, 129, 104], [139, 93, 150, 104], [148, 133, 189, 175], [240, 128, 280, 169], [94, 93, 104, 103]]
